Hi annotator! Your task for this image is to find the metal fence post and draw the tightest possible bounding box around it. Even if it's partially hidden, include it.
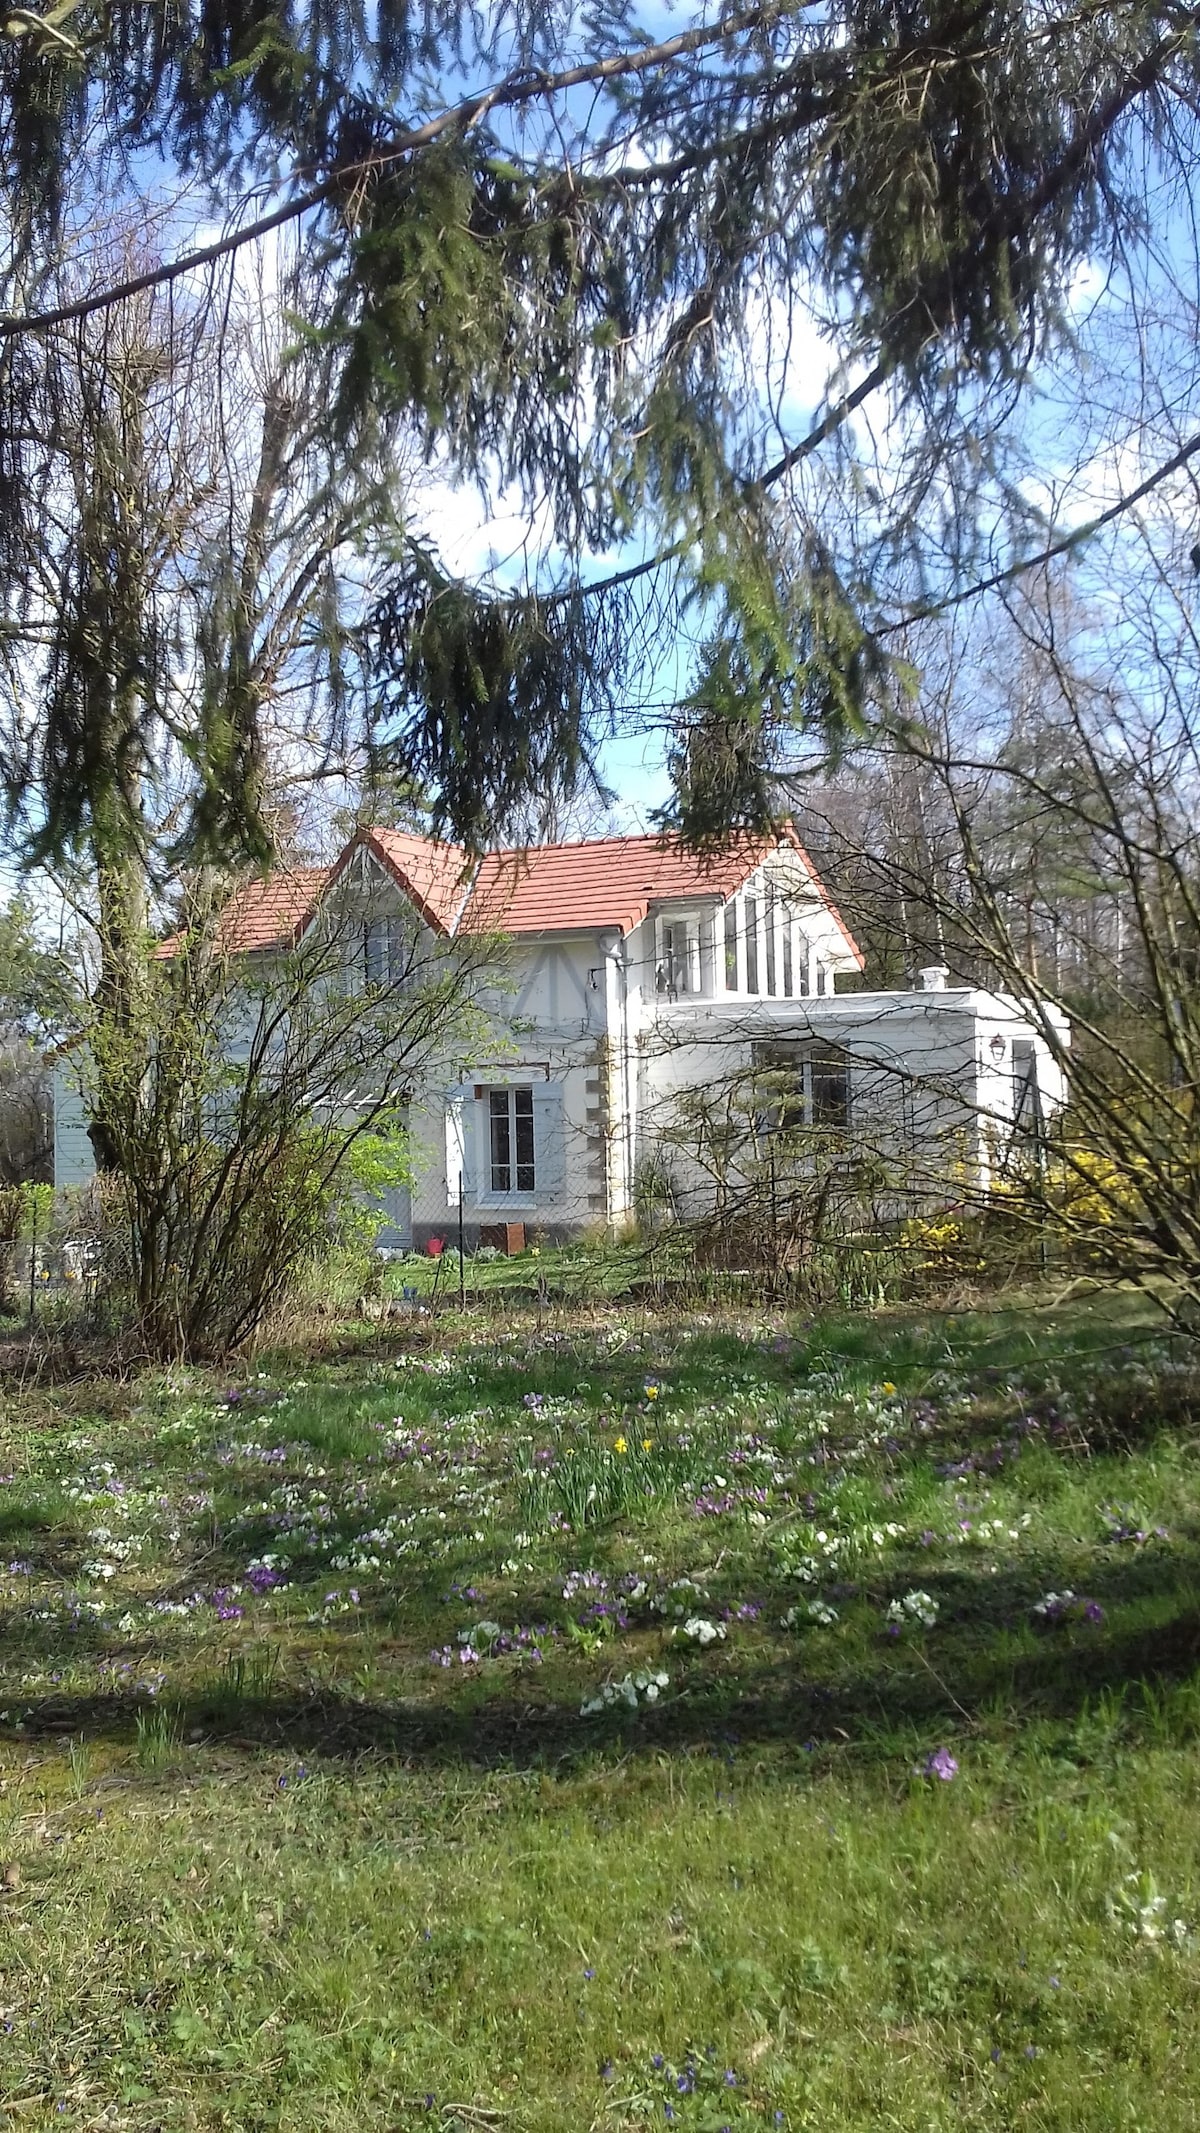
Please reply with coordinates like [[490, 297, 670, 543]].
[[768, 1139, 780, 1299]]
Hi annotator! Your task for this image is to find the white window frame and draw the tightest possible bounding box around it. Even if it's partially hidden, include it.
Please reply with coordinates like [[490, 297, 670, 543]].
[[754, 1042, 853, 1135], [656, 914, 702, 997], [484, 1083, 538, 1201], [723, 898, 740, 992], [362, 913, 410, 989]]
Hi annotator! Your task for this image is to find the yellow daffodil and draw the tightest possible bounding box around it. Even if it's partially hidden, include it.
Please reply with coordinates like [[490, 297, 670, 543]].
[[644, 1383, 659, 1399], [614, 1435, 628, 1454], [882, 1381, 897, 1395], [642, 1438, 653, 1452]]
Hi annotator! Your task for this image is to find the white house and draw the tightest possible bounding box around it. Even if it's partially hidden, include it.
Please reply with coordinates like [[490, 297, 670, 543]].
[[53, 824, 1069, 1244]]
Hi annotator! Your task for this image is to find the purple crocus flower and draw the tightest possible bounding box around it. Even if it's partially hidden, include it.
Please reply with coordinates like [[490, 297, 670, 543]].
[[922, 1746, 959, 1781]]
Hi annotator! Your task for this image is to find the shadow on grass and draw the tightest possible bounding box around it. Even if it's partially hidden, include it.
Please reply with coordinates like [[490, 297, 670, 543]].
[[8, 1544, 1200, 1770], [0, 1289, 1193, 1770]]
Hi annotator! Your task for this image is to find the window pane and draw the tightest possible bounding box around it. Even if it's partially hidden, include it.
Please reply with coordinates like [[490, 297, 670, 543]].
[[489, 1089, 511, 1191], [1012, 1042, 1038, 1133], [488, 1087, 537, 1194], [753, 1043, 804, 1132], [514, 1087, 535, 1193], [665, 923, 680, 993], [811, 1048, 850, 1128], [659, 922, 700, 996], [724, 903, 738, 990], [655, 926, 671, 994], [744, 896, 759, 991], [765, 897, 777, 996], [782, 923, 793, 996]]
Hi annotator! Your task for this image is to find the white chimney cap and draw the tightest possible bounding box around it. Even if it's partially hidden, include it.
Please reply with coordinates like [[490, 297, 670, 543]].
[[918, 965, 950, 992]]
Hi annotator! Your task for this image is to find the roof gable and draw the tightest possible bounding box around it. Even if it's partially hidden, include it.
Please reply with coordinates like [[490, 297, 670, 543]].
[[209, 825, 863, 967], [323, 827, 474, 934]]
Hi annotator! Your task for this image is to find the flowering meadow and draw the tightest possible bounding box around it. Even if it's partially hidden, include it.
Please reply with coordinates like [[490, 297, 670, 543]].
[[1, 1291, 1199, 2127]]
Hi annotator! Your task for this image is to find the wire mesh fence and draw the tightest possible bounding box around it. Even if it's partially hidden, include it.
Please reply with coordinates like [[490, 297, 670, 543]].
[[9, 1112, 1059, 1345]]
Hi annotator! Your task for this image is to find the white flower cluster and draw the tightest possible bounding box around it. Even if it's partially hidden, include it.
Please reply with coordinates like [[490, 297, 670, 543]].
[[869, 1522, 906, 1549], [581, 1669, 669, 1716], [86, 1528, 138, 1561], [1107, 1869, 1191, 1946], [786, 1528, 852, 1578], [967, 1515, 1032, 1545], [651, 1575, 711, 1618], [887, 1589, 939, 1628], [459, 1619, 503, 1651], [782, 1599, 839, 1628], [63, 1460, 121, 1504], [675, 1616, 725, 1647]]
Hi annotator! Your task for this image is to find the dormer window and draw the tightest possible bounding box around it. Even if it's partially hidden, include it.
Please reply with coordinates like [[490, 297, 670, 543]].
[[656, 915, 702, 997]]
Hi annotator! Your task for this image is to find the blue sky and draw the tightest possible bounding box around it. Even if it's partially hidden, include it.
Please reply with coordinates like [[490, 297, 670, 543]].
[[6, 7, 1198, 895]]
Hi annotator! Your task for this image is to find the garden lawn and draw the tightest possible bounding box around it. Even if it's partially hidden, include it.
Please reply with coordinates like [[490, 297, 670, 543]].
[[0, 1291, 1199, 2129]]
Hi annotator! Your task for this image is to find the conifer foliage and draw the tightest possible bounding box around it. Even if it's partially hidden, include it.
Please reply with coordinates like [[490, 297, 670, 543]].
[[0, 2, 1196, 854]]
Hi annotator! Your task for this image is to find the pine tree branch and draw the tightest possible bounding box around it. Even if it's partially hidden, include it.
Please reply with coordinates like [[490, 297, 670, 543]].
[[0, 1, 799, 340]]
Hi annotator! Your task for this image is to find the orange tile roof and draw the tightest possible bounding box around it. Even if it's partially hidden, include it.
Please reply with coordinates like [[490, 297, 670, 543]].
[[210, 825, 863, 966], [465, 828, 863, 963], [216, 865, 332, 952], [465, 831, 777, 936], [155, 864, 332, 959]]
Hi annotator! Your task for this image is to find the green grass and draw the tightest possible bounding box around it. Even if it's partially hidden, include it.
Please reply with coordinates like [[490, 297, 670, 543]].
[[1, 1285, 1199, 2128]]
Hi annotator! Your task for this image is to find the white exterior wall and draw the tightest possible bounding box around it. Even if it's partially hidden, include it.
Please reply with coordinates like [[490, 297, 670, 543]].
[[634, 989, 1070, 1215], [405, 932, 618, 1243], [49, 838, 1073, 1243]]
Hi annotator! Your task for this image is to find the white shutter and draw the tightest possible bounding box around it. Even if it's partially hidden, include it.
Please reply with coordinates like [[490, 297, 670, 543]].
[[374, 1185, 412, 1250], [531, 1082, 566, 1201], [53, 1072, 97, 1186], [444, 1088, 482, 1201]]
